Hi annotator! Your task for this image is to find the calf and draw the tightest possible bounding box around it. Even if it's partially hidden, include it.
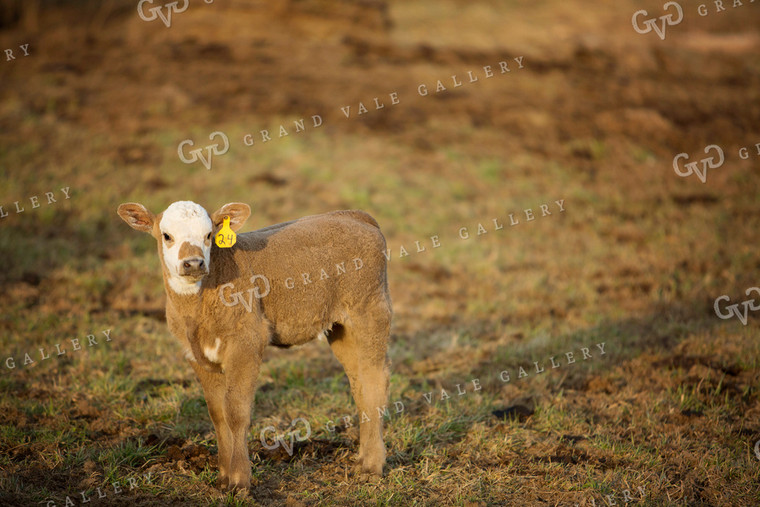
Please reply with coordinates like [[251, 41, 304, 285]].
[[117, 201, 392, 492]]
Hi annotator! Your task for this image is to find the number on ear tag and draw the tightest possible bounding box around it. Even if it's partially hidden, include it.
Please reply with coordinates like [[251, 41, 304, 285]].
[[215, 216, 237, 248]]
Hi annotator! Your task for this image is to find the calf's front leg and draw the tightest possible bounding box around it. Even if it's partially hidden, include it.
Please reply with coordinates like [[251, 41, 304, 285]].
[[221, 335, 265, 492], [189, 359, 234, 489]]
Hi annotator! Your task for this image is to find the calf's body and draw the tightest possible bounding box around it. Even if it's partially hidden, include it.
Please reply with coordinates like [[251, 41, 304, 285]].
[[117, 202, 392, 492]]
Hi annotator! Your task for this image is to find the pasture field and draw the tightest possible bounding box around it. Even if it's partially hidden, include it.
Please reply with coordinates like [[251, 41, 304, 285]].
[[1, 0, 759, 505]]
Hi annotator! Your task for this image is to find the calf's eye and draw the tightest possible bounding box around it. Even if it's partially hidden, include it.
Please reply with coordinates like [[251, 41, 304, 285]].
[[206, 232, 212, 240], [163, 233, 172, 241]]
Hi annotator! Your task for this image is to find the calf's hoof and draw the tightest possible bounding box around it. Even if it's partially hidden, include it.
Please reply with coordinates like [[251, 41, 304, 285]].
[[356, 471, 382, 484], [353, 461, 384, 483], [225, 475, 251, 494]]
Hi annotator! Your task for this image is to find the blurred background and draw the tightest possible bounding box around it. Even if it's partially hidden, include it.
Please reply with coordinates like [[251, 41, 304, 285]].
[[1, 0, 759, 505]]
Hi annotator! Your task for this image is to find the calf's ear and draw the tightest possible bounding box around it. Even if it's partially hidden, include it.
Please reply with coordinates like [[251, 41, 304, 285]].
[[211, 203, 251, 232], [117, 203, 155, 233]]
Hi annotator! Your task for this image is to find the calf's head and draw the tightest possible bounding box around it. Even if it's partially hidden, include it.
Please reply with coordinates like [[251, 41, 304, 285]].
[[117, 201, 250, 295]]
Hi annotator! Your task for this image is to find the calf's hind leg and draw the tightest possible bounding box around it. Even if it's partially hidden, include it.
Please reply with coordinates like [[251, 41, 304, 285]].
[[328, 304, 391, 480]]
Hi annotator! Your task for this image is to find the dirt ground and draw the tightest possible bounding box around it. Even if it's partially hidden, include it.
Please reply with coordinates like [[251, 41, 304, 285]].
[[1, 0, 759, 505]]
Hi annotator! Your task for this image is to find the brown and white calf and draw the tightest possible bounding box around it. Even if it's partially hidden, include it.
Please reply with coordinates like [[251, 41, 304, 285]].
[[117, 201, 392, 492]]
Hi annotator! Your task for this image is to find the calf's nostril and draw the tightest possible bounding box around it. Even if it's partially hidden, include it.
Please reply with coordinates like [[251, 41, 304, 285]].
[[199, 260, 205, 268], [184, 262, 191, 268]]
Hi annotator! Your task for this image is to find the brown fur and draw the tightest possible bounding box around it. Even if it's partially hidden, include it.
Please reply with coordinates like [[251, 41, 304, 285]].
[[178, 242, 203, 259], [117, 202, 392, 493]]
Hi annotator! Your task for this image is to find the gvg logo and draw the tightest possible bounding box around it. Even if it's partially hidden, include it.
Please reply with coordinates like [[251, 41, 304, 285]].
[[673, 144, 724, 183], [178, 131, 229, 170], [260, 418, 311, 456], [137, 0, 213, 28], [632, 1, 684, 40], [137, 0, 187, 27], [219, 275, 271, 312], [714, 287, 760, 326]]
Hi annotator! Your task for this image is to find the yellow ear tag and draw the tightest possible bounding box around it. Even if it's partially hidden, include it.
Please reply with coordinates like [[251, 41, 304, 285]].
[[215, 216, 237, 248]]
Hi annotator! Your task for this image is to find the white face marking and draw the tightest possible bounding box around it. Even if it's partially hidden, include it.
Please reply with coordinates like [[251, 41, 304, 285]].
[[203, 338, 222, 363], [160, 201, 213, 295]]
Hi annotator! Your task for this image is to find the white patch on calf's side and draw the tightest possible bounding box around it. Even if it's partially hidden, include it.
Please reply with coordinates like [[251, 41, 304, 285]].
[[204, 338, 222, 363]]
